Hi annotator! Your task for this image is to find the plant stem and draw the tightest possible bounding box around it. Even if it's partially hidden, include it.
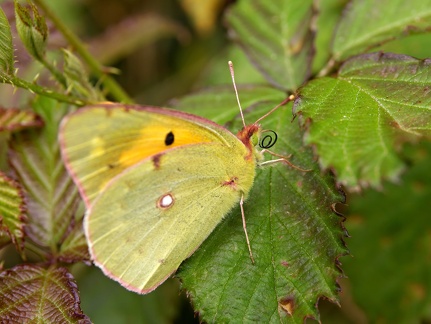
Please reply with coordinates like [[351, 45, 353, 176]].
[[0, 72, 91, 106], [318, 57, 337, 78], [33, 0, 134, 103], [40, 56, 68, 88]]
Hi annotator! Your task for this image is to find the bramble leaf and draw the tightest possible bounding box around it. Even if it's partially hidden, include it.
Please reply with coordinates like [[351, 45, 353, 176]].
[[175, 88, 348, 322], [8, 98, 83, 260], [0, 265, 90, 323], [294, 52, 431, 188], [333, 0, 431, 60], [226, 0, 314, 90]]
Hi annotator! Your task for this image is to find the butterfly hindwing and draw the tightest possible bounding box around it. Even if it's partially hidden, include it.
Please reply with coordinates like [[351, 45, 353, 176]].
[[86, 143, 255, 293]]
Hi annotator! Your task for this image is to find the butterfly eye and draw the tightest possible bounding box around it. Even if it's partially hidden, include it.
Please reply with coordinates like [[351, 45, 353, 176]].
[[259, 130, 278, 149], [158, 193, 174, 209], [165, 131, 174, 146]]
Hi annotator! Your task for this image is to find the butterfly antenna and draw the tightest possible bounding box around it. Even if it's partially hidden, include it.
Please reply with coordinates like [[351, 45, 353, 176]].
[[253, 94, 296, 125], [228, 61, 246, 128]]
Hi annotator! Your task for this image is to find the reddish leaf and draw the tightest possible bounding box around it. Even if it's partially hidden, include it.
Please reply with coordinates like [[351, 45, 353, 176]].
[[8, 101, 83, 262], [0, 264, 90, 323], [0, 108, 43, 132]]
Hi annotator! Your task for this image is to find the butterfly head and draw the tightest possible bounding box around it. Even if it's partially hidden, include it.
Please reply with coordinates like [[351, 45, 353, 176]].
[[236, 124, 262, 160]]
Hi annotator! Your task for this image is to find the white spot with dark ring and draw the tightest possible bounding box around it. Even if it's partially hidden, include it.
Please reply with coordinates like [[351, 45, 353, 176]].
[[158, 193, 174, 208]]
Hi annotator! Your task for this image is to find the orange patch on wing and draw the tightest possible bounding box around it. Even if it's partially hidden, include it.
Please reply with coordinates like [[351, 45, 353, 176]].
[[117, 123, 215, 169]]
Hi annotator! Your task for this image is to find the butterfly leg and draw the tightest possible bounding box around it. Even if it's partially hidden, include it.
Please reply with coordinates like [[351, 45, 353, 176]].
[[240, 194, 255, 264], [260, 149, 311, 172]]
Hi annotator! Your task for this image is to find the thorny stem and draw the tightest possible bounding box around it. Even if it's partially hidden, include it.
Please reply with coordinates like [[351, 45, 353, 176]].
[[1, 72, 91, 106], [32, 0, 134, 103]]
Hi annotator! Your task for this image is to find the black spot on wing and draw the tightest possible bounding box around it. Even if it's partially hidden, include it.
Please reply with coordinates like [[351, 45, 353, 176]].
[[165, 131, 174, 146], [107, 163, 118, 169]]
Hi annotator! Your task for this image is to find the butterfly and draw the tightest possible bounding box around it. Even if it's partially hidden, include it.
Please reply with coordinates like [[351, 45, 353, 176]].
[[59, 62, 304, 294]]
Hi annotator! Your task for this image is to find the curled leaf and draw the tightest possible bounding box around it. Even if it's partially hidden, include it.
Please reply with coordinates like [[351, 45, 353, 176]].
[[62, 49, 104, 102], [14, 1, 48, 61]]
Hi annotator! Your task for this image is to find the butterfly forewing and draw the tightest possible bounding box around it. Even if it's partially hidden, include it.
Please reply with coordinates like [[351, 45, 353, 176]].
[[59, 105, 239, 206]]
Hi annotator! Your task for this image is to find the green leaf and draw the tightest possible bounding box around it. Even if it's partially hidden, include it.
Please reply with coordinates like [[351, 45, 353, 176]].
[[294, 52, 431, 188], [0, 171, 26, 255], [62, 49, 104, 102], [171, 85, 287, 124], [175, 90, 348, 322], [332, 0, 431, 60], [376, 33, 431, 59], [225, 0, 314, 90], [312, 0, 346, 73], [0, 6, 14, 75], [0, 264, 90, 323], [14, 0, 48, 61], [343, 141, 431, 322], [0, 107, 43, 132], [8, 98, 82, 260], [198, 46, 268, 87]]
